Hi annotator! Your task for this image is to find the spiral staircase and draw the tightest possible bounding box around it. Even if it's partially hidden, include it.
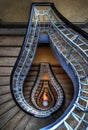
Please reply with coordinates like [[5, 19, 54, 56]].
[[0, 2, 88, 130]]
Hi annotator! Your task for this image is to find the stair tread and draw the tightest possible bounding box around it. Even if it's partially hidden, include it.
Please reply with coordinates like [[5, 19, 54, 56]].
[[1, 110, 25, 130], [0, 106, 19, 128]]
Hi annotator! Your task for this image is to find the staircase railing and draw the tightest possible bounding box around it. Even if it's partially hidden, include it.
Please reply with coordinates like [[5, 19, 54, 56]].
[[11, 3, 88, 130], [42, 6, 88, 130], [48, 9, 88, 112]]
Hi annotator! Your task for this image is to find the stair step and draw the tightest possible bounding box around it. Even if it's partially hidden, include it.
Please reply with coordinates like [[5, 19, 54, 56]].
[[1, 111, 25, 130], [15, 114, 30, 130], [0, 85, 10, 95], [0, 93, 12, 105], [0, 106, 19, 128], [0, 100, 15, 116]]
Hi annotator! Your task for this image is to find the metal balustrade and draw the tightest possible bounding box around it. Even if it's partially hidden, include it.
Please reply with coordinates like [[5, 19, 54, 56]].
[[43, 8, 88, 130], [11, 3, 88, 130], [31, 63, 64, 114], [48, 23, 88, 113], [37, 5, 88, 129]]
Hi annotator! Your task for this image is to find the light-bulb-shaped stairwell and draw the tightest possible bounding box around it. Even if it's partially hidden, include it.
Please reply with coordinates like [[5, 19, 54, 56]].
[[0, 2, 88, 130], [0, 36, 74, 130], [0, 62, 74, 130]]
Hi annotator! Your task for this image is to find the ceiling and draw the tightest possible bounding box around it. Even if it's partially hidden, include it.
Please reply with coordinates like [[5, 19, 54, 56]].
[[0, 0, 88, 23]]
